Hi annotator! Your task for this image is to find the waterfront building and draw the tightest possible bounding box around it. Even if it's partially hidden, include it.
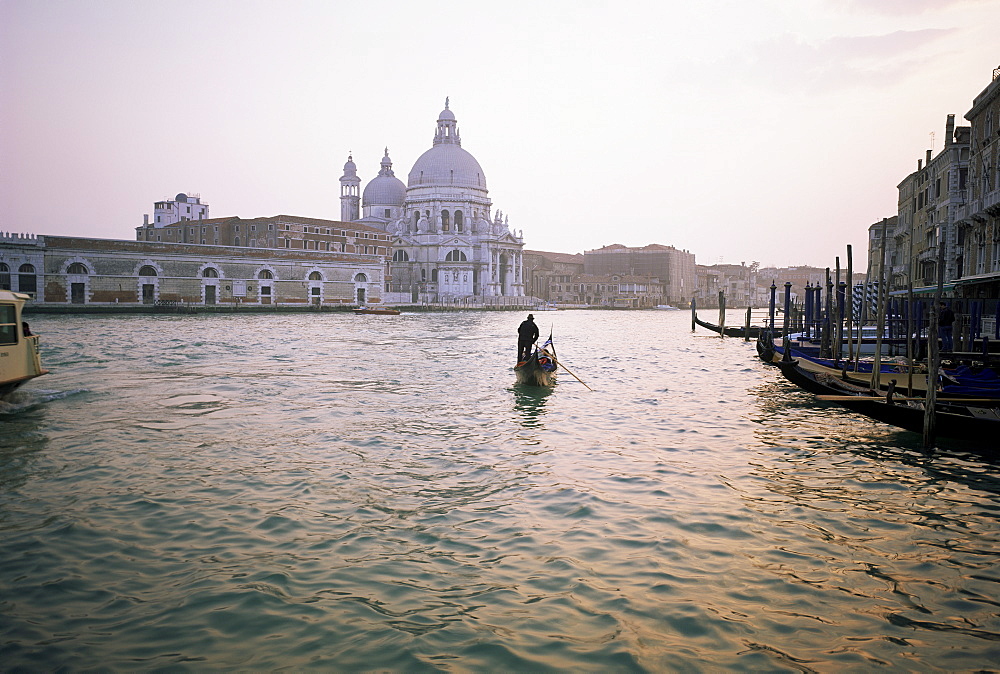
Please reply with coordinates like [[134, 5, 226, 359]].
[[522, 250, 585, 302], [583, 244, 695, 306], [892, 115, 970, 292], [954, 66, 1000, 298], [696, 262, 759, 307], [547, 273, 664, 308], [136, 212, 391, 257], [0, 232, 384, 308], [351, 100, 527, 303]]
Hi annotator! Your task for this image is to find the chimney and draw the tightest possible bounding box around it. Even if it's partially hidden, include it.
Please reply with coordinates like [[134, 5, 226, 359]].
[[918, 159, 923, 171], [143, 214, 149, 226], [945, 114, 955, 147], [926, 149, 932, 165]]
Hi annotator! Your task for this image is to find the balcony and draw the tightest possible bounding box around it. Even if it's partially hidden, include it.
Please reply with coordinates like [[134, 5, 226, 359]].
[[985, 188, 1000, 215]]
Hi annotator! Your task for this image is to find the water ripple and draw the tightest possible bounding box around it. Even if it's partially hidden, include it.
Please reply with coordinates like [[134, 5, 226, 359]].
[[0, 311, 997, 671]]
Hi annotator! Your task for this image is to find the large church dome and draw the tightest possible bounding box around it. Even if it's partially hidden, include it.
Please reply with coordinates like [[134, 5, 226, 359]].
[[407, 99, 487, 191], [363, 148, 406, 207]]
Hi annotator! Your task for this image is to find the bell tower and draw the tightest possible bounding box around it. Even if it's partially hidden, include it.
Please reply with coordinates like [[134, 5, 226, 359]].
[[340, 154, 360, 222]]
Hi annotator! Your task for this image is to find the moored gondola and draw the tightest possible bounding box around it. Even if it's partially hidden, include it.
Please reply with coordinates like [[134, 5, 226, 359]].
[[776, 358, 1000, 444], [693, 312, 766, 339]]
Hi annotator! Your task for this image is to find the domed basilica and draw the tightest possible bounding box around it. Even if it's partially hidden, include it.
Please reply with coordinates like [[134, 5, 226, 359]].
[[339, 99, 525, 302]]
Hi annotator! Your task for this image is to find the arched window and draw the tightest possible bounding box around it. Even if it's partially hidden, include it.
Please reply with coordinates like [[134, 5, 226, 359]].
[[445, 249, 467, 262], [455, 211, 463, 232], [258, 270, 273, 279], [203, 268, 219, 278], [138, 265, 157, 277], [308, 271, 322, 281], [234, 236, 241, 247], [67, 262, 89, 274], [354, 273, 368, 283], [18, 264, 37, 295], [392, 250, 409, 262], [0, 263, 10, 290], [441, 210, 450, 231]]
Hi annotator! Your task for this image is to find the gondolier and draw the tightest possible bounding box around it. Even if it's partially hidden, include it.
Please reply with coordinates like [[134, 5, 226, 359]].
[[517, 314, 539, 363]]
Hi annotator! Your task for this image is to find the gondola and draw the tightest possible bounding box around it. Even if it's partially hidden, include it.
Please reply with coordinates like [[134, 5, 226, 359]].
[[760, 332, 1000, 399], [775, 358, 1000, 444], [693, 311, 765, 339], [514, 334, 557, 387]]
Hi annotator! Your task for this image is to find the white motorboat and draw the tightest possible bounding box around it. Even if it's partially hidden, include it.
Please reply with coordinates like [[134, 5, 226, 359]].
[[0, 290, 48, 397]]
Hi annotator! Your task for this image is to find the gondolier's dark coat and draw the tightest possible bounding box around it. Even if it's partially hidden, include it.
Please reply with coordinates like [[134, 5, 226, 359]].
[[517, 316, 539, 360]]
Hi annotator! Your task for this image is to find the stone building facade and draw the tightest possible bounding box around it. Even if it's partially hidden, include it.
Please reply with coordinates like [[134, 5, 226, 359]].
[[0, 233, 384, 308], [137, 209, 392, 257], [891, 115, 970, 291], [522, 250, 584, 302], [954, 67, 1000, 297], [583, 244, 696, 305]]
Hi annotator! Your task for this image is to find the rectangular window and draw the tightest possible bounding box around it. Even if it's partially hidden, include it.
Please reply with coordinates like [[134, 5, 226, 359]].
[[0, 304, 17, 345]]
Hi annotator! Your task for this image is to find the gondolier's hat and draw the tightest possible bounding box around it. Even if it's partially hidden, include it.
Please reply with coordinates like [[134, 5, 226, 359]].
[[527, 314, 534, 319]]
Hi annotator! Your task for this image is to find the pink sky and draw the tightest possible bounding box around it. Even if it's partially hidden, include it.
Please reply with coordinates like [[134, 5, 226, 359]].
[[2, 0, 998, 268]]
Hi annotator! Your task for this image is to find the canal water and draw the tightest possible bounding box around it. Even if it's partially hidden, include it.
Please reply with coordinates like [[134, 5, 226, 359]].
[[1, 310, 997, 671]]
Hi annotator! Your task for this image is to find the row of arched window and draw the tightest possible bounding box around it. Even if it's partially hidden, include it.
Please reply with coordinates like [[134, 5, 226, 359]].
[[0, 263, 36, 293], [392, 249, 469, 263], [0, 262, 368, 287], [409, 209, 470, 232]]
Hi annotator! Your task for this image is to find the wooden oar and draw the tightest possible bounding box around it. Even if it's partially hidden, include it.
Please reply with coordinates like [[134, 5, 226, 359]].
[[552, 356, 593, 391]]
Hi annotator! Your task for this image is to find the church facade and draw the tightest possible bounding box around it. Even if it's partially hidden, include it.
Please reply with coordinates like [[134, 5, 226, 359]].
[[341, 100, 526, 303]]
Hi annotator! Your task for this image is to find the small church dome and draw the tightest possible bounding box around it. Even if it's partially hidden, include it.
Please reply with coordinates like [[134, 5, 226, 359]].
[[362, 148, 406, 207]]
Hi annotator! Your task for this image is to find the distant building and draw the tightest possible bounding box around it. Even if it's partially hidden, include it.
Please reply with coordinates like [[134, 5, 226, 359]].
[[522, 250, 584, 302], [696, 262, 758, 307], [954, 66, 1000, 297], [582, 244, 695, 305], [547, 273, 664, 308], [148, 193, 209, 227], [137, 213, 391, 256]]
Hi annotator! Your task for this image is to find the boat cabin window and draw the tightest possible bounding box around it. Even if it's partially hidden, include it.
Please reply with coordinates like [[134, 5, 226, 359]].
[[0, 304, 17, 345]]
